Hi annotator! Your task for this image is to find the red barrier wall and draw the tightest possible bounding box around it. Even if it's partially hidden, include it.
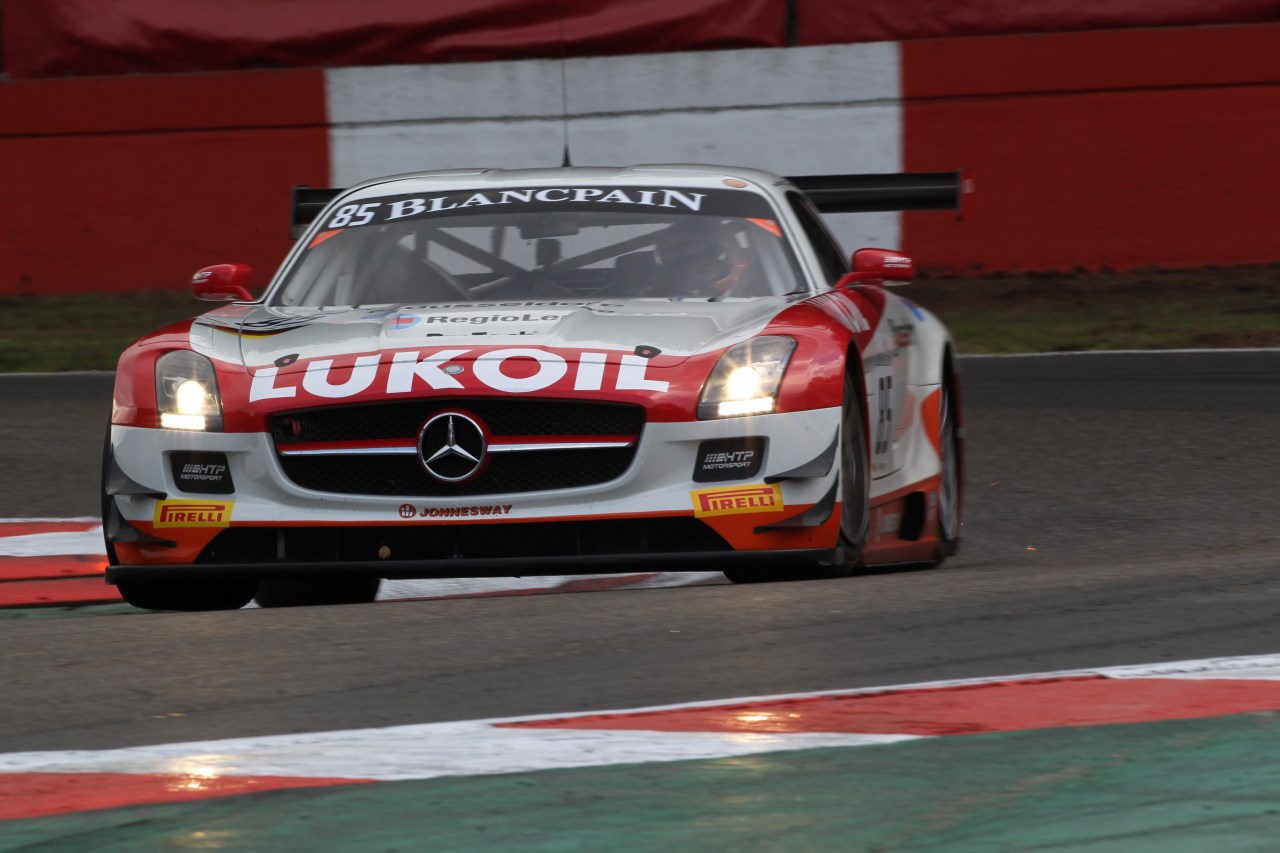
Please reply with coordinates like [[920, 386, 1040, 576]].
[[1, 0, 784, 79], [6, 0, 1278, 79], [800, 0, 1280, 45], [4, 21, 1277, 293], [0, 71, 329, 295], [901, 23, 1280, 272]]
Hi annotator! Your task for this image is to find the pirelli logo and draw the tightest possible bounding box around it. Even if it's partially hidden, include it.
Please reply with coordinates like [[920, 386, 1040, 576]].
[[153, 499, 234, 528], [690, 483, 784, 518]]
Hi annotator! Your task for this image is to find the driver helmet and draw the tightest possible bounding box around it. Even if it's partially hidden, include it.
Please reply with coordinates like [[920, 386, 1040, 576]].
[[657, 222, 749, 296]]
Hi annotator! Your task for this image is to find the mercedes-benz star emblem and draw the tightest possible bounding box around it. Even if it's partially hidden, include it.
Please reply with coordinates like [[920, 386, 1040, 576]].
[[418, 412, 487, 482]]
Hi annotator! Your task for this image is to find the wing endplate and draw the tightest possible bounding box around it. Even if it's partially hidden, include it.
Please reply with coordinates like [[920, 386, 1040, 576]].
[[789, 171, 966, 214], [291, 187, 345, 239]]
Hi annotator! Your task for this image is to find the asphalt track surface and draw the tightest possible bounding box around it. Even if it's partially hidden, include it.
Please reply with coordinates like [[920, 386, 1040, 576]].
[[1, 351, 1278, 755]]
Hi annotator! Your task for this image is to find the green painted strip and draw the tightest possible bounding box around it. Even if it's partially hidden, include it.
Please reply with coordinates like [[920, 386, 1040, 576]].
[[3, 712, 1280, 851]]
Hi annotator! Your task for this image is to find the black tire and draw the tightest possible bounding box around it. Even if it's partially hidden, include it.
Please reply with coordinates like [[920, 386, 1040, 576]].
[[118, 578, 259, 612], [931, 377, 961, 564], [100, 426, 120, 568], [254, 577, 382, 608], [724, 372, 868, 584], [809, 371, 869, 578]]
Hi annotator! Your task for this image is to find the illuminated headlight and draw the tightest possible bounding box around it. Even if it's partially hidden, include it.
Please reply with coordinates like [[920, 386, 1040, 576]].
[[156, 351, 223, 431], [697, 336, 796, 419]]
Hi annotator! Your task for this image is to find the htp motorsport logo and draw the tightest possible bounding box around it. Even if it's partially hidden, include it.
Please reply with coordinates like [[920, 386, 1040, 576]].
[[249, 347, 670, 402]]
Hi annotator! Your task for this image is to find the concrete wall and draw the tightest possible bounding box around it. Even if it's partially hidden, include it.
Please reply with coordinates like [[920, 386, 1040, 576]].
[[328, 43, 903, 256]]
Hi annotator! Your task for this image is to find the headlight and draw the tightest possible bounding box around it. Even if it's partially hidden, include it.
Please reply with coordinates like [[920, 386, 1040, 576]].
[[156, 351, 224, 431], [698, 336, 796, 419]]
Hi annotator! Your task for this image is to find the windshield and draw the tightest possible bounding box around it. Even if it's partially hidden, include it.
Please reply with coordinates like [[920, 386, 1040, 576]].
[[272, 185, 806, 306]]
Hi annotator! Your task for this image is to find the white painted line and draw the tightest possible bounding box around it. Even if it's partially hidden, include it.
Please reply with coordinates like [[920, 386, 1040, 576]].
[[1096, 654, 1280, 681], [0, 517, 102, 526], [0, 530, 105, 557], [960, 347, 1280, 359], [0, 727, 915, 782], [0, 371, 114, 379], [632, 571, 727, 589], [3, 653, 1278, 783], [381, 575, 627, 601]]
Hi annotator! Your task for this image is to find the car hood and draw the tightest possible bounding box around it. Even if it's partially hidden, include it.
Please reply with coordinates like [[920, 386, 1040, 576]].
[[220, 298, 789, 370]]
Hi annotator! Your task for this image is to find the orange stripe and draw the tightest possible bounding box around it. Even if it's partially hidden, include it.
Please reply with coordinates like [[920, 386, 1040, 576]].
[[919, 386, 943, 458], [0, 773, 373, 820], [308, 228, 343, 249], [0, 577, 122, 608], [0, 555, 107, 582], [501, 676, 1280, 736], [872, 475, 941, 507]]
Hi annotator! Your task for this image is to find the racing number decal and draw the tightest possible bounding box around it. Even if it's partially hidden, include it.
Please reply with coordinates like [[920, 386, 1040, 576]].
[[875, 374, 893, 459], [869, 362, 895, 478], [328, 203, 381, 228]]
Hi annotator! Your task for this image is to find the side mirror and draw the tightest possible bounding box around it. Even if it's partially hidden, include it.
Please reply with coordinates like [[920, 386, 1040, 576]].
[[835, 249, 915, 288], [192, 264, 254, 301]]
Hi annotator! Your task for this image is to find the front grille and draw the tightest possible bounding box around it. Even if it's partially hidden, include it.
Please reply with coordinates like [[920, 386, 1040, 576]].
[[281, 447, 636, 496], [199, 518, 730, 565], [270, 399, 644, 496], [271, 398, 644, 444]]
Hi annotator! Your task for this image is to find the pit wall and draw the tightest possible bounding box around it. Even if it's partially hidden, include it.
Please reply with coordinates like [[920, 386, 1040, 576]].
[[3, 22, 1277, 295]]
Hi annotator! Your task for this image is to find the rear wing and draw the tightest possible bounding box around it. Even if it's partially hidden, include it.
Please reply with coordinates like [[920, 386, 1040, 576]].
[[292, 187, 344, 239], [290, 170, 969, 238], [787, 171, 968, 215]]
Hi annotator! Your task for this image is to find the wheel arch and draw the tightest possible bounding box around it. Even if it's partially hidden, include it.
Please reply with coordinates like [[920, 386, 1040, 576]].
[[941, 342, 965, 523]]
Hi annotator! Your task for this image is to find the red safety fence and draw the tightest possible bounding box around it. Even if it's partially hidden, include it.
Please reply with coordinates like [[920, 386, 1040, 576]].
[[0, 69, 330, 295], [799, 0, 1280, 45], [0, 0, 786, 79], [901, 23, 1280, 272], [4, 0, 1280, 79]]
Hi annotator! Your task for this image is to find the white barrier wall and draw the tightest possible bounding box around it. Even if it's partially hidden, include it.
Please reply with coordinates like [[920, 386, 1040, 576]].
[[327, 43, 903, 252]]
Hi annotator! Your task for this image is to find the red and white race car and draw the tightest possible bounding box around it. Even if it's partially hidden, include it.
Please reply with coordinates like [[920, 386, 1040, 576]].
[[103, 165, 965, 610]]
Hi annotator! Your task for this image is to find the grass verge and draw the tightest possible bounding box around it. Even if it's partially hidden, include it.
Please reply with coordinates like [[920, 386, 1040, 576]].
[[911, 264, 1280, 353], [1, 265, 1277, 372]]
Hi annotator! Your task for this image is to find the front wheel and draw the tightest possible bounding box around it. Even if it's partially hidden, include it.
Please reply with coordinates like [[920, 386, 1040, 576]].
[[804, 371, 868, 579], [117, 579, 259, 612], [100, 427, 120, 568], [931, 378, 961, 564], [724, 373, 868, 584]]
